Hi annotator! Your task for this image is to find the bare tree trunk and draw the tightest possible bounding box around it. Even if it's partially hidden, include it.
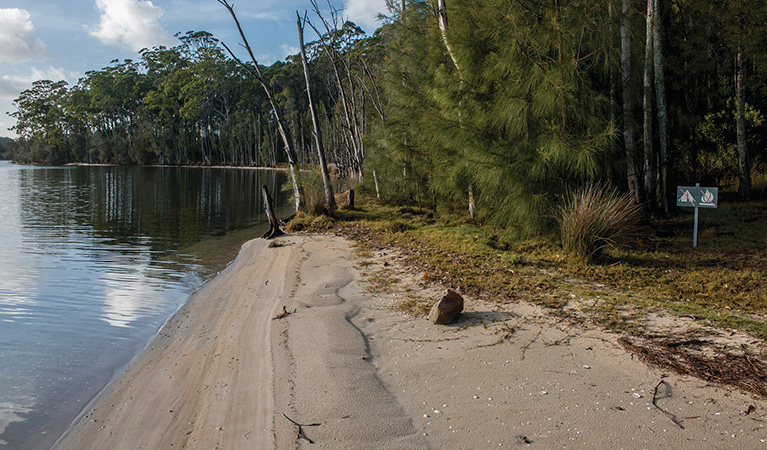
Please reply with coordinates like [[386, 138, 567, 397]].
[[218, 0, 304, 212], [621, 0, 641, 202], [653, 0, 670, 212], [735, 49, 751, 199], [298, 12, 336, 209], [643, 0, 655, 207], [373, 169, 381, 200], [308, 1, 364, 180], [261, 185, 285, 239], [437, 0, 460, 75]]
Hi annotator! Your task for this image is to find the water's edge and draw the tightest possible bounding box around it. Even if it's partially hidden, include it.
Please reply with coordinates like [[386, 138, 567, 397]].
[[50, 230, 266, 449]]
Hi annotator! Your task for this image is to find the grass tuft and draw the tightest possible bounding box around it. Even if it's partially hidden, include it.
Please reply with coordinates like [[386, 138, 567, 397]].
[[554, 183, 641, 262]]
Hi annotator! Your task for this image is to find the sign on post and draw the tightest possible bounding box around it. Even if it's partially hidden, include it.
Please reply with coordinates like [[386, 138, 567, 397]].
[[676, 186, 718, 208], [676, 184, 718, 247]]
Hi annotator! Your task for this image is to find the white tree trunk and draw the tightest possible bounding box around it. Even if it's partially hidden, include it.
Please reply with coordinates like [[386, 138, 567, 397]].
[[437, 0, 474, 217], [298, 12, 336, 209], [653, 0, 670, 212], [621, 0, 641, 203], [735, 49, 751, 199], [643, 0, 655, 207]]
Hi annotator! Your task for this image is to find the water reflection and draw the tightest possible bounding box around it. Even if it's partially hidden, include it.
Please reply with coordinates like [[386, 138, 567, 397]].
[[0, 162, 291, 449]]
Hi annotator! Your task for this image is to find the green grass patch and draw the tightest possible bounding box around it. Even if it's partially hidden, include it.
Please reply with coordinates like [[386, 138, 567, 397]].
[[289, 197, 767, 339]]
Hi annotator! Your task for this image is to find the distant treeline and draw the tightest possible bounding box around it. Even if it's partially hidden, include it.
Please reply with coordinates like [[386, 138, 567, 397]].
[[7, 1, 767, 231], [8, 26, 378, 177], [0, 137, 11, 160]]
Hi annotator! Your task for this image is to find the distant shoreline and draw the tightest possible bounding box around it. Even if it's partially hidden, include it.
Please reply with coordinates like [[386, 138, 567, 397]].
[[64, 162, 290, 171]]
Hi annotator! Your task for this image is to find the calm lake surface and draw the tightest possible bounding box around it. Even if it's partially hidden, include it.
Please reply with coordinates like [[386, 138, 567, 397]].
[[0, 161, 291, 449]]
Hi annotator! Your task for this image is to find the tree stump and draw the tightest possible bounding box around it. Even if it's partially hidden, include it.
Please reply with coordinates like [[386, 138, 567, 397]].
[[347, 189, 355, 209], [261, 185, 285, 239]]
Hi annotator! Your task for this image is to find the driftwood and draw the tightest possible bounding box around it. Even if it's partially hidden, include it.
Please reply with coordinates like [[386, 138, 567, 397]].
[[261, 185, 285, 239], [283, 414, 320, 444], [651, 379, 684, 429]]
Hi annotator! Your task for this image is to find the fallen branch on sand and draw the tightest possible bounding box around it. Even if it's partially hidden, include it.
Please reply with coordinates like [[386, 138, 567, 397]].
[[651, 379, 684, 429], [520, 329, 542, 361], [283, 413, 320, 444], [273, 306, 294, 320]]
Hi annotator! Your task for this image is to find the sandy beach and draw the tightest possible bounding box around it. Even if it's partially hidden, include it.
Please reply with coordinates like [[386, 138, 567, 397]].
[[54, 234, 767, 449]]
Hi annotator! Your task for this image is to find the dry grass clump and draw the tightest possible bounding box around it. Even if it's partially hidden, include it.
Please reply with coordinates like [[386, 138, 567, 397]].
[[302, 176, 330, 216], [555, 184, 641, 261]]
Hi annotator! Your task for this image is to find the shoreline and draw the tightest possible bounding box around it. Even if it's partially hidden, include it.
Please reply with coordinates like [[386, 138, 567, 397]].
[[54, 233, 767, 449], [64, 162, 290, 171]]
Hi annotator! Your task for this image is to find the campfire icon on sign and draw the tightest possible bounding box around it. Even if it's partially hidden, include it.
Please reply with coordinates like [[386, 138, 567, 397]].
[[700, 189, 715, 206]]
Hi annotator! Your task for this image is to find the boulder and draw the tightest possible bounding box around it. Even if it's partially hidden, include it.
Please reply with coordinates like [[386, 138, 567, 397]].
[[429, 289, 464, 324]]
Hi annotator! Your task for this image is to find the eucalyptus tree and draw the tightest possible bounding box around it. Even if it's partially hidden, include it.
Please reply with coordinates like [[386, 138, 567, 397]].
[[79, 59, 147, 163], [621, 0, 641, 203], [139, 45, 194, 164], [298, 11, 336, 208], [10, 80, 71, 163], [653, 0, 670, 212]]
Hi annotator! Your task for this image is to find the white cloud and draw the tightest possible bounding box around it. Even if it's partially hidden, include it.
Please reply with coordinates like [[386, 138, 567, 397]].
[[89, 0, 174, 51], [1, 66, 80, 137], [0, 8, 50, 63], [343, 0, 387, 32], [0, 67, 77, 100], [280, 44, 299, 58]]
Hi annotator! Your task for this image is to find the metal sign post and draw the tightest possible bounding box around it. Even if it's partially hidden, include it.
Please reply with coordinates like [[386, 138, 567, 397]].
[[676, 183, 718, 247]]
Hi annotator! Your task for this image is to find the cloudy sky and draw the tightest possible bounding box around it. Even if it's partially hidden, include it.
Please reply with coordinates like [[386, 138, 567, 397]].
[[0, 0, 389, 138]]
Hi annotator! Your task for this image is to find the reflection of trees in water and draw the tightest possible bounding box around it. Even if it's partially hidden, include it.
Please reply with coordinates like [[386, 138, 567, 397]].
[[18, 166, 289, 253]]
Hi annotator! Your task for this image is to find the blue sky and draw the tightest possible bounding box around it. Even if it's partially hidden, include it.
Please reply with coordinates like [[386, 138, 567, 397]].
[[0, 0, 390, 138]]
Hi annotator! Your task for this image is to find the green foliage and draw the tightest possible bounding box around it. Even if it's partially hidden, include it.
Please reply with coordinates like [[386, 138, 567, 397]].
[[554, 184, 641, 261], [693, 99, 767, 186], [366, 0, 615, 235]]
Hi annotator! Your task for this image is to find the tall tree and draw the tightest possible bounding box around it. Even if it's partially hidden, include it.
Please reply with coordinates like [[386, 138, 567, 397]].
[[436, 0, 474, 218], [622, 0, 641, 203], [735, 48, 751, 198], [298, 11, 336, 209], [643, 0, 655, 207], [653, 0, 670, 212]]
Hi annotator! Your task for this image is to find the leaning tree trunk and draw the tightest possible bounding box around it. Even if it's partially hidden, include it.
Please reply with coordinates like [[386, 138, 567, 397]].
[[297, 12, 336, 209], [621, 0, 641, 203], [653, 0, 670, 212], [218, 0, 304, 212], [643, 0, 655, 208], [735, 49, 751, 199], [261, 185, 285, 239], [437, 0, 474, 218]]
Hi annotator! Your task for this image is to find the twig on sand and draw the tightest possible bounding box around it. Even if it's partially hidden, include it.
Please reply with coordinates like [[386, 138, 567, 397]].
[[274, 306, 292, 320], [283, 414, 320, 444], [520, 329, 542, 361], [652, 379, 684, 429]]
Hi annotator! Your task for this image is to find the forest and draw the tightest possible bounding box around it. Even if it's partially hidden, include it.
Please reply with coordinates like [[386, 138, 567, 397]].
[[6, 0, 767, 236]]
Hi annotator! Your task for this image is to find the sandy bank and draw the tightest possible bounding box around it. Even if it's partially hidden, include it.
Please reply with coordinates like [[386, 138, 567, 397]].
[[55, 234, 767, 449]]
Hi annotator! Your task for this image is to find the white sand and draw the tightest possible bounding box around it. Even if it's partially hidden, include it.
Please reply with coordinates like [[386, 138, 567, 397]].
[[55, 234, 767, 449]]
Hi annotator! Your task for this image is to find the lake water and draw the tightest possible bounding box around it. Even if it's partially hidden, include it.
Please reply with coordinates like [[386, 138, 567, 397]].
[[0, 162, 292, 449]]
